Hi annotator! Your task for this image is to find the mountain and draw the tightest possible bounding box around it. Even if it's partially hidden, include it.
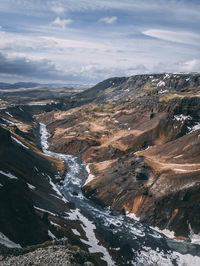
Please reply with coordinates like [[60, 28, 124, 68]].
[[0, 73, 200, 265], [40, 73, 200, 239]]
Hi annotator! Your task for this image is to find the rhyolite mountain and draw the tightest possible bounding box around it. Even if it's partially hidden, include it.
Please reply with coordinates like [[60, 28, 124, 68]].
[[39, 73, 200, 239], [0, 73, 200, 265]]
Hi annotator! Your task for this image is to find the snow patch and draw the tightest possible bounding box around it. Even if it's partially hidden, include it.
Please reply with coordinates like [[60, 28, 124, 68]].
[[11, 136, 29, 149], [5, 111, 13, 117], [157, 81, 165, 87], [67, 208, 115, 265], [164, 74, 170, 79], [48, 230, 56, 239], [126, 211, 140, 221], [34, 206, 57, 217], [0, 170, 18, 180], [27, 103, 47, 106], [1, 118, 16, 125], [27, 183, 36, 190], [188, 122, 200, 134], [174, 115, 192, 121], [47, 175, 68, 203], [134, 146, 152, 155], [174, 155, 183, 159], [72, 229, 81, 237], [158, 89, 168, 94], [0, 232, 21, 248], [50, 221, 61, 227], [174, 169, 188, 172], [84, 164, 96, 185]]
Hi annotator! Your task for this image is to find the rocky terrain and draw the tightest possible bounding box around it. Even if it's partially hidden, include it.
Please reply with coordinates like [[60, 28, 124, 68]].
[[0, 238, 94, 266], [0, 73, 200, 265], [39, 73, 200, 239]]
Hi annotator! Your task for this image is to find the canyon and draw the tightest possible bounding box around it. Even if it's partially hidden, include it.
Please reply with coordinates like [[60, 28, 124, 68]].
[[0, 73, 200, 265]]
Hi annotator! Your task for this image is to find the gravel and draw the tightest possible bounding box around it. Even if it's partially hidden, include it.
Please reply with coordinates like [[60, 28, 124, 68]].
[[0, 238, 95, 266]]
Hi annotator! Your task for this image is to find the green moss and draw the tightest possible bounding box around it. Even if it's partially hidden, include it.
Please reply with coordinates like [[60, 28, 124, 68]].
[[27, 240, 53, 252], [159, 92, 199, 102], [143, 82, 157, 95], [71, 245, 79, 251]]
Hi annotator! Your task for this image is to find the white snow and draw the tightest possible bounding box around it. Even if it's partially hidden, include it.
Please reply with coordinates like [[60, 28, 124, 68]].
[[126, 212, 140, 221], [157, 81, 165, 87], [150, 226, 175, 239], [27, 103, 47, 106], [1, 118, 16, 125], [48, 230, 56, 239], [84, 164, 96, 185], [164, 74, 170, 79], [0, 170, 18, 179], [67, 208, 115, 265], [50, 221, 61, 227], [158, 89, 168, 94], [187, 122, 200, 134], [5, 111, 13, 117], [27, 183, 36, 190], [174, 155, 183, 159], [0, 232, 21, 248], [11, 136, 29, 149], [174, 115, 192, 121], [34, 206, 57, 217], [72, 229, 81, 237], [47, 175, 68, 203], [174, 169, 188, 172], [134, 146, 152, 155], [34, 166, 39, 172]]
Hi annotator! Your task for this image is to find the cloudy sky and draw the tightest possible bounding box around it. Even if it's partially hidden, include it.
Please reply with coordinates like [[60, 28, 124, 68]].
[[0, 0, 199, 84]]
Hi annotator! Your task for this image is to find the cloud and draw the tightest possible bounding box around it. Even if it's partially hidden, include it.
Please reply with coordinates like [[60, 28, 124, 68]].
[[0, 52, 71, 81], [52, 17, 73, 30], [142, 29, 200, 46], [152, 58, 200, 73], [51, 6, 66, 15], [99, 16, 117, 24]]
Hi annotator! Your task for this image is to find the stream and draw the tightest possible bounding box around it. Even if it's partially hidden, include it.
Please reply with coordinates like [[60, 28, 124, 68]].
[[40, 123, 200, 266]]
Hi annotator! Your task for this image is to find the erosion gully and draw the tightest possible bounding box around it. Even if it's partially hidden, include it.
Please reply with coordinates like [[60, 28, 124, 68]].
[[40, 123, 200, 266]]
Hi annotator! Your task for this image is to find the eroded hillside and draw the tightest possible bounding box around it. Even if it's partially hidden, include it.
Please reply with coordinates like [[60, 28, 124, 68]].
[[39, 73, 200, 239]]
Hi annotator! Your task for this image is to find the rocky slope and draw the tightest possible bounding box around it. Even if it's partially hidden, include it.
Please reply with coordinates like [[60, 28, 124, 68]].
[[0, 102, 114, 265], [39, 73, 200, 239], [0, 238, 94, 266]]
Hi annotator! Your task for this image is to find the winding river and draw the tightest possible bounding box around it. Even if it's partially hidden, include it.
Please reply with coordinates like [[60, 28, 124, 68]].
[[40, 123, 200, 266]]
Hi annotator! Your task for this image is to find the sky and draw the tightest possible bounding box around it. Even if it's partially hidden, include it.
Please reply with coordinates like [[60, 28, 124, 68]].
[[0, 0, 199, 84]]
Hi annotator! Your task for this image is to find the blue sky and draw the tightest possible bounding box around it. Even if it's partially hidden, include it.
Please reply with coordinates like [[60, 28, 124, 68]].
[[0, 0, 199, 84]]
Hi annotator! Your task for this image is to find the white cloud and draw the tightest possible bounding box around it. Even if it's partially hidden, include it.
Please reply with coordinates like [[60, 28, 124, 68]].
[[179, 59, 200, 72], [152, 58, 200, 74], [99, 16, 117, 24], [143, 29, 200, 46], [51, 6, 66, 15], [52, 17, 73, 30]]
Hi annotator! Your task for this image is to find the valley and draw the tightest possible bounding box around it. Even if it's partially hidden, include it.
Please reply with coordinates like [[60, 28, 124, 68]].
[[0, 73, 200, 265]]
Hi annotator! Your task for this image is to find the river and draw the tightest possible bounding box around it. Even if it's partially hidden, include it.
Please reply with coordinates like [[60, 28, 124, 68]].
[[40, 123, 200, 266]]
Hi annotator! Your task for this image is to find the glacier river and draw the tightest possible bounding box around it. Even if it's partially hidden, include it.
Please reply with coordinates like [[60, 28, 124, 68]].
[[40, 123, 200, 266]]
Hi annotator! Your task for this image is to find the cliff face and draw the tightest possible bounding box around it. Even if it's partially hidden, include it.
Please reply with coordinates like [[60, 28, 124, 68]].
[[0, 107, 69, 247], [40, 73, 200, 238]]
